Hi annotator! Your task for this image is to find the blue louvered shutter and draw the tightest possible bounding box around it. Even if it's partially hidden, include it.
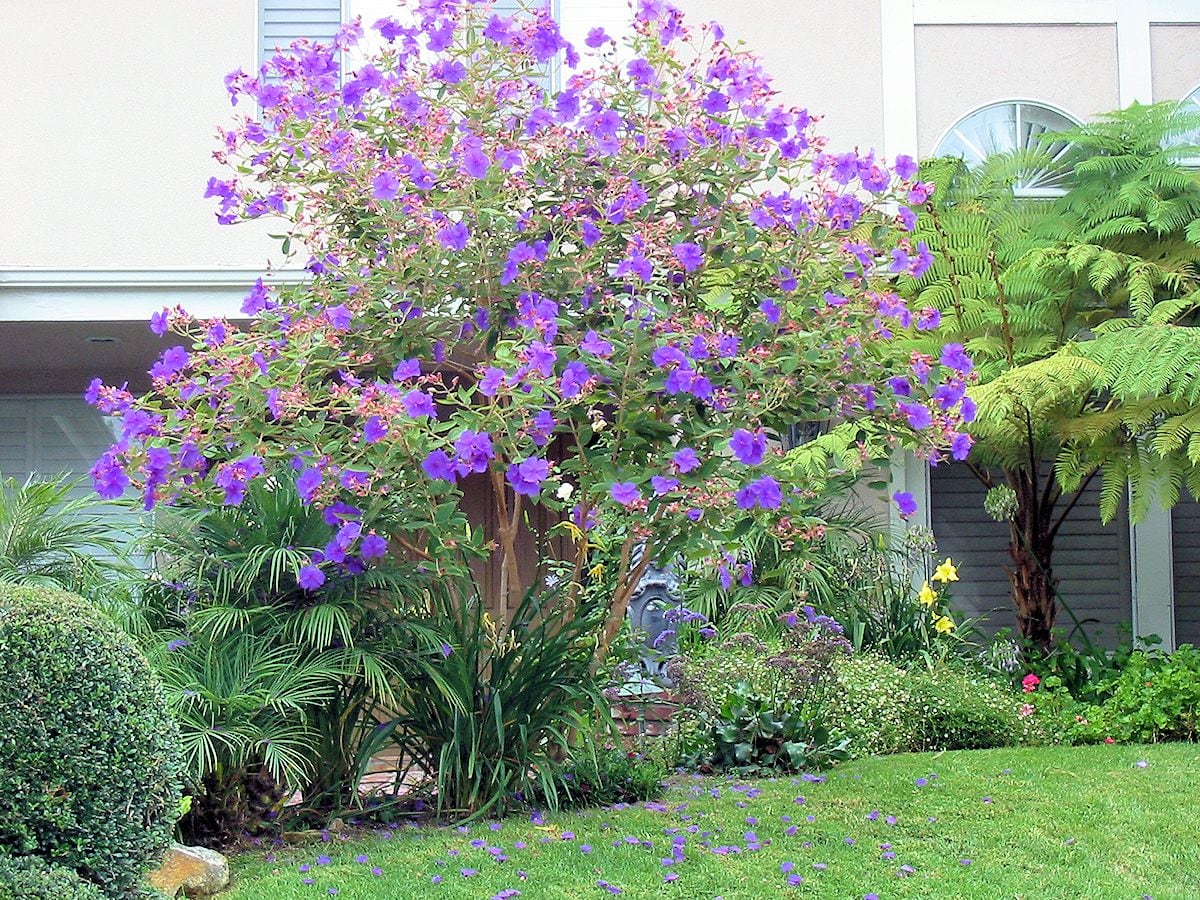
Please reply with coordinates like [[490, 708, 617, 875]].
[[259, 0, 344, 73]]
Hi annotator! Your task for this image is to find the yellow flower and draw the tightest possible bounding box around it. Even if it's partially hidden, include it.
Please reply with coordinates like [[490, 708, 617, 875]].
[[932, 557, 959, 584], [918, 581, 938, 607], [934, 615, 955, 634]]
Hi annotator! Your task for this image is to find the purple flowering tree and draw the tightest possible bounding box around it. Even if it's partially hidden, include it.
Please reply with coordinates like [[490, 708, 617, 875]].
[[88, 0, 970, 658]]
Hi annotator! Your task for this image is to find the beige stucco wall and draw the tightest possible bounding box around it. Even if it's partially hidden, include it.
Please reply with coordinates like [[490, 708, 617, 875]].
[[1151, 24, 1200, 102], [674, 0, 885, 152], [914, 24, 1119, 155], [1, 0, 282, 269]]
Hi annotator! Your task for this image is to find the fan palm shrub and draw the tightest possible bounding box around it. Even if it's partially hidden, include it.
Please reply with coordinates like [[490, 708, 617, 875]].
[[0, 472, 129, 598], [135, 474, 440, 842]]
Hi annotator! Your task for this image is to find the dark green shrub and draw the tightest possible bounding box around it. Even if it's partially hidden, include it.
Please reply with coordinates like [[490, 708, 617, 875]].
[[1073, 646, 1200, 743], [0, 583, 183, 897], [0, 851, 105, 900], [909, 667, 1052, 750], [556, 746, 667, 807]]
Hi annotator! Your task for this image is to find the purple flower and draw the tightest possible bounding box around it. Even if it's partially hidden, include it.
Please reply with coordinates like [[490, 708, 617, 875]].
[[650, 475, 679, 495], [478, 367, 506, 396], [559, 361, 591, 399], [422, 450, 457, 482], [296, 467, 322, 503], [729, 429, 767, 466], [611, 482, 640, 506], [760, 298, 781, 324], [454, 429, 494, 475], [363, 416, 388, 443], [393, 358, 421, 381], [402, 390, 436, 418], [433, 59, 467, 84], [440, 642, 453, 659], [917, 307, 941, 330], [437, 221, 470, 251], [898, 401, 933, 430], [327, 304, 352, 330], [457, 137, 489, 179], [960, 395, 978, 423], [372, 171, 400, 201], [893, 491, 918, 519], [150, 309, 170, 336], [361, 534, 388, 560], [585, 27, 610, 47], [580, 220, 601, 247], [735, 476, 783, 510], [950, 432, 973, 460], [506, 458, 549, 496], [940, 342, 974, 373], [897, 206, 918, 231], [672, 242, 704, 272], [615, 252, 653, 282], [672, 447, 700, 473], [581, 330, 613, 358], [912, 241, 935, 278], [298, 565, 326, 591], [150, 346, 189, 380], [894, 154, 919, 180]]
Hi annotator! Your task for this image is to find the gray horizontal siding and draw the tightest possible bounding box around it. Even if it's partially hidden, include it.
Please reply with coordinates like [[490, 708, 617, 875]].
[[930, 463, 1131, 647], [1171, 500, 1200, 647]]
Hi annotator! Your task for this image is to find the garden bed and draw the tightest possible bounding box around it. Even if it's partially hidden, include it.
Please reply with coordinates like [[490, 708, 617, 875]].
[[225, 743, 1199, 898]]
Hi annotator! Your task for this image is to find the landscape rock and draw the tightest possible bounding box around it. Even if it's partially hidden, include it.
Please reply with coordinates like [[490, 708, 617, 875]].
[[146, 843, 230, 898]]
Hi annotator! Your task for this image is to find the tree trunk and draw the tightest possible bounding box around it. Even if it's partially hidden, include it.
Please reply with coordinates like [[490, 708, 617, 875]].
[[1006, 469, 1058, 650]]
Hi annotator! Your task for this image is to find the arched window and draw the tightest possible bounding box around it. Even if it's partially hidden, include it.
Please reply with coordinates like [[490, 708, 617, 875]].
[[1172, 84, 1200, 157], [933, 101, 1082, 197]]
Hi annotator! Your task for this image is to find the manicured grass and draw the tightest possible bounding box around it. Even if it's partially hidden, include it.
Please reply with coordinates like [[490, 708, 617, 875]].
[[227, 743, 1200, 899]]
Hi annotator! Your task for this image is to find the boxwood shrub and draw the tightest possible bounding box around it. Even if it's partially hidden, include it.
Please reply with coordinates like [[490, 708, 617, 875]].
[[0, 583, 183, 897], [0, 851, 105, 900]]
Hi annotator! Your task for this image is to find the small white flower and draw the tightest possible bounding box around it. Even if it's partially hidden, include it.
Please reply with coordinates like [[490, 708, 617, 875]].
[[556, 482, 574, 501]]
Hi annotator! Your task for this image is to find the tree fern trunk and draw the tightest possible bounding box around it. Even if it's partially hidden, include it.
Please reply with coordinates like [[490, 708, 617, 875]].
[[1006, 469, 1057, 650]]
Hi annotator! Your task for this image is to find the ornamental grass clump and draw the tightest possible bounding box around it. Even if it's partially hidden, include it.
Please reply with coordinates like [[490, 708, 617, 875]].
[[86, 0, 969, 647], [0, 583, 183, 898]]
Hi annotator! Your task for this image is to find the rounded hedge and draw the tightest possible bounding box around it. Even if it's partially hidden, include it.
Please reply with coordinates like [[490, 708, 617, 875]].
[[0, 583, 183, 897], [0, 851, 105, 900]]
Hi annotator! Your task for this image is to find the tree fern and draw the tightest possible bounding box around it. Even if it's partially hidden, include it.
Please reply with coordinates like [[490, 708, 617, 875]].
[[889, 100, 1200, 647]]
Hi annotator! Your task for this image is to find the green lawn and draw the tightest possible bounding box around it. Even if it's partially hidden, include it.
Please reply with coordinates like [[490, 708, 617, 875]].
[[226, 743, 1200, 899]]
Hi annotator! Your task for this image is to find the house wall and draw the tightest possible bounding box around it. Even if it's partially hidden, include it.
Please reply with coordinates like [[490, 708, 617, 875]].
[[1151, 24, 1200, 101], [673, 0, 885, 151], [913, 24, 1119, 151], [929, 464, 1133, 646], [0, 0, 282, 270]]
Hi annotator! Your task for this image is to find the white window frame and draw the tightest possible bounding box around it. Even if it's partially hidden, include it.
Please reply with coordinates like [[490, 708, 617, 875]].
[[930, 98, 1083, 198]]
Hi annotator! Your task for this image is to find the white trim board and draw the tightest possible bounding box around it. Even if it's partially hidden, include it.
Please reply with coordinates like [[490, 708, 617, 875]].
[[0, 268, 306, 322], [881, 0, 919, 159], [914, 0, 1119, 25], [915, 0, 1200, 25]]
